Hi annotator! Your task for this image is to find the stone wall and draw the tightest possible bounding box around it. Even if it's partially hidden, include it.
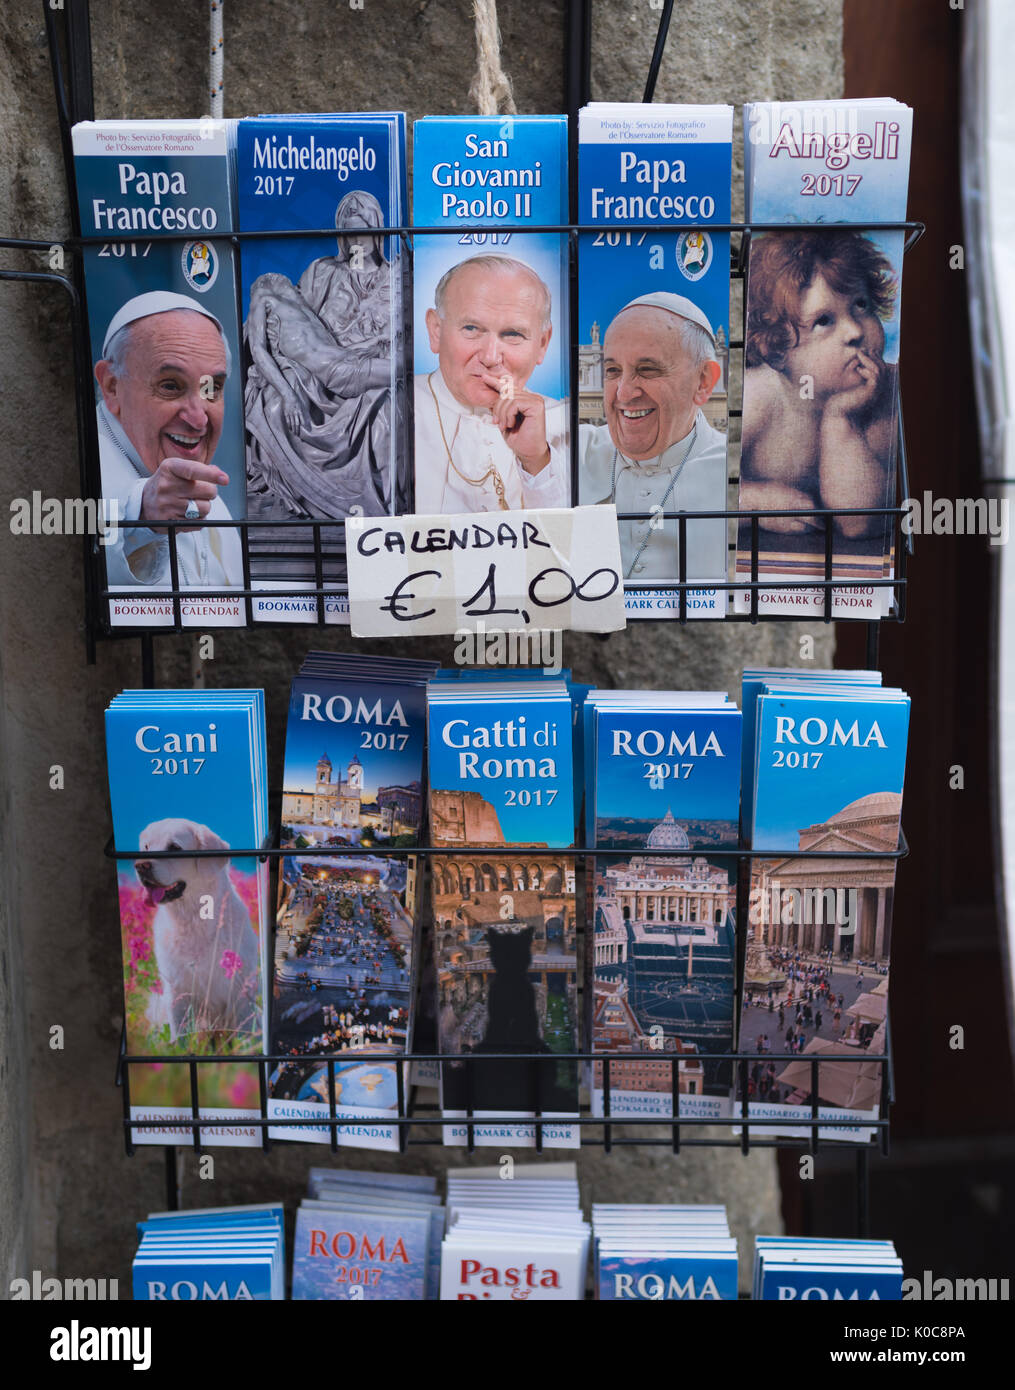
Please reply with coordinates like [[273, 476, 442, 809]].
[[0, 0, 842, 1293]]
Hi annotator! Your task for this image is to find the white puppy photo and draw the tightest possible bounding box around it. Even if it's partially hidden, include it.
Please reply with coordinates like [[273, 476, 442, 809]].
[[135, 817, 260, 1044]]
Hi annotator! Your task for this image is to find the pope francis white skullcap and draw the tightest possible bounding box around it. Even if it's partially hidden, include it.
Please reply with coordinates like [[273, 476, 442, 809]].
[[619, 292, 715, 347], [101, 291, 226, 358]]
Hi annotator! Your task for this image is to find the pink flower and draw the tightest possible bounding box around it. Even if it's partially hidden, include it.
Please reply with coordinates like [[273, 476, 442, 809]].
[[229, 1074, 258, 1106], [220, 950, 243, 979]]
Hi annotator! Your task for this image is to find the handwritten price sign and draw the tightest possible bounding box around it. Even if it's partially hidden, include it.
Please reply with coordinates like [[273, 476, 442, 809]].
[[345, 506, 626, 637]]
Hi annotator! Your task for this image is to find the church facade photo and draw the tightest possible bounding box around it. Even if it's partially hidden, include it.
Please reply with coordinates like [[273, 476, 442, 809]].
[[282, 749, 422, 842], [592, 810, 737, 1104]]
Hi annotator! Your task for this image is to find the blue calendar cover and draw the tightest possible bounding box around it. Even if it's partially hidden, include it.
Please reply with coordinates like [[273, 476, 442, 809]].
[[132, 1253, 275, 1301], [743, 100, 913, 224], [759, 1263, 903, 1300], [740, 667, 883, 841], [752, 689, 910, 852], [105, 690, 268, 1145], [427, 686, 575, 848], [268, 661, 428, 1148], [72, 120, 246, 629], [589, 846, 736, 1121], [593, 706, 741, 848], [235, 115, 407, 617], [742, 685, 908, 1142], [140, 1202, 284, 1232], [588, 695, 738, 1121], [133, 1204, 285, 1299], [735, 100, 913, 618], [597, 1251, 738, 1300], [577, 104, 733, 616], [753, 1236, 901, 1301], [427, 681, 579, 1144], [412, 116, 570, 514], [302, 1196, 443, 1300], [291, 1204, 429, 1300]]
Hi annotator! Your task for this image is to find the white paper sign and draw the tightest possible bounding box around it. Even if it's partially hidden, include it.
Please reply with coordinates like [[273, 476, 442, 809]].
[[345, 506, 626, 637]]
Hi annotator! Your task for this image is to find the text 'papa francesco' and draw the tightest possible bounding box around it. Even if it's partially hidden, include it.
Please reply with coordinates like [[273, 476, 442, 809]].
[[589, 152, 716, 221], [91, 164, 219, 232]]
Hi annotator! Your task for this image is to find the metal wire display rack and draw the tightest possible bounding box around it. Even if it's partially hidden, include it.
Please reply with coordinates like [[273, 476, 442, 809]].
[[0, 6, 924, 650], [2, 206, 923, 649], [107, 831, 905, 1183], [0, 1, 915, 1236]]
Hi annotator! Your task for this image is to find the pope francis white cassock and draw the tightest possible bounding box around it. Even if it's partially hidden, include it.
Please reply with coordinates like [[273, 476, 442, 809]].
[[578, 292, 729, 585], [96, 292, 243, 591]]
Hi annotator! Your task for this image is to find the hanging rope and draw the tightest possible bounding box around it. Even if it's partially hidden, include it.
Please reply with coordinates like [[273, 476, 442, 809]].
[[469, 0, 517, 116], [209, 0, 224, 118]]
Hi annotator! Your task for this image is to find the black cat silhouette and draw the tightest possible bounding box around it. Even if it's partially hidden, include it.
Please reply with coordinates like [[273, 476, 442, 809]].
[[478, 926, 546, 1053]]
